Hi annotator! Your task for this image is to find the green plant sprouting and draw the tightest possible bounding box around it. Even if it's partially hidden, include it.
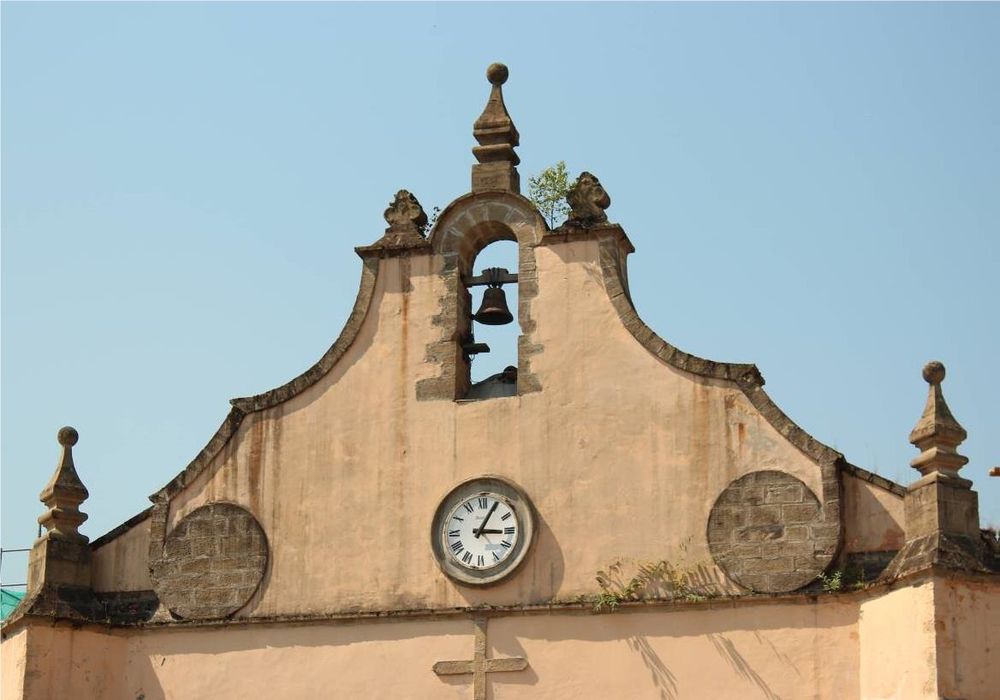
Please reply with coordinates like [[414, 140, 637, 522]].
[[421, 206, 442, 236], [591, 559, 720, 613], [818, 570, 843, 593], [527, 161, 572, 228]]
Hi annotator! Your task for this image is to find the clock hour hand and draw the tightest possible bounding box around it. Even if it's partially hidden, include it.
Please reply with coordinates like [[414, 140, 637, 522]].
[[474, 501, 499, 538], [477, 528, 503, 534]]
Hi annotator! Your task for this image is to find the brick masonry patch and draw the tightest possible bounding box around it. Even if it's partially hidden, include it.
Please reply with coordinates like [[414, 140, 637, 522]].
[[708, 470, 830, 593], [150, 502, 268, 620]]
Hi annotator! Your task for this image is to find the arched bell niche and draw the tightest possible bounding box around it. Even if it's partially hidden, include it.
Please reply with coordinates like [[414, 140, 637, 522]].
[[416, 192, 547, 402], [467, 239, 520, 397]]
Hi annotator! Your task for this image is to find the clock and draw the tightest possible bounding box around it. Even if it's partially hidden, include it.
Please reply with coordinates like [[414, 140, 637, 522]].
[[430, 475, 536, 586]]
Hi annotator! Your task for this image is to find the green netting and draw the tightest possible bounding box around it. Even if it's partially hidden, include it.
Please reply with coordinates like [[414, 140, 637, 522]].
[[1, 588, 26, 620]]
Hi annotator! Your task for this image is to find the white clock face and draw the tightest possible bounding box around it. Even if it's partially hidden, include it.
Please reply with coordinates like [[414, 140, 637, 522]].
[[442, 494, 519, 571], [431, 476, 535, 586]]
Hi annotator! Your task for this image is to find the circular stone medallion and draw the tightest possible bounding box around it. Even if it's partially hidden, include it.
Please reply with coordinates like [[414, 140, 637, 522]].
[[151, 502, 268, 620], [707, 470, 831, 593]]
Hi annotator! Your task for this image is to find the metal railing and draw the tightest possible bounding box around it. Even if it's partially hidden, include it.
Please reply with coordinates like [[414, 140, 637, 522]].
[[0, 546, 31, 588], [1, 526, 40, 589]]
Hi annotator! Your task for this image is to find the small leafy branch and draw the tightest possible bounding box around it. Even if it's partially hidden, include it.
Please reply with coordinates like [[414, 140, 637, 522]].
[[527, 161, 571, 228], [817, 562, 873, 593], [817, 570, 843, 593], [421, 206, 442, 237], [422, 160, 569, 235], [592, 559, 721, 613]]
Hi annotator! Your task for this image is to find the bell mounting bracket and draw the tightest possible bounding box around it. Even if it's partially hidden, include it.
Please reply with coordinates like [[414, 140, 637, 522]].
[[464, 267, 518, 288]]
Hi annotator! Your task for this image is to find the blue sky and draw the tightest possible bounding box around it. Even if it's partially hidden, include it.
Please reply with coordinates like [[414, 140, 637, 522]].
[[2, 3, 998, 587]]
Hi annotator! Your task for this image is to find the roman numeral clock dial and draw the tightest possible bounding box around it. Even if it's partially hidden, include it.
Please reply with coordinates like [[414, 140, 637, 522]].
[[431, 476, 536, 586], [446, 496, 517, 568]]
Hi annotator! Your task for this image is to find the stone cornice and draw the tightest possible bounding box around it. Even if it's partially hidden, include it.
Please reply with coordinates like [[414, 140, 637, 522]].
[[540, 223, 635, 254], [543, 225, 846, 567], [6, 568, 995, 638], [840, 462, 907, 498], [89, 507, 152, 550], [354, 239, 432, 259], [149, 255, 380, 503], [561, 224, 844, 470]]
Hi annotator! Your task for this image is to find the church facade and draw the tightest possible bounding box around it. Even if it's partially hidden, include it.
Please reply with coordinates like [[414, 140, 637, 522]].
[[2, 64, 997, 700]]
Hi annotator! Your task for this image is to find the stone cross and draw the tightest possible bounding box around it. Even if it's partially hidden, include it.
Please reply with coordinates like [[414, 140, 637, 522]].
[[433, 615, 528, 700]]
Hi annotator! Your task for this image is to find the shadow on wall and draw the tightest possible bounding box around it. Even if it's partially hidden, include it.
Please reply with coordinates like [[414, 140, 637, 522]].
[[486, 600, 858, 697], [125, 616, 473, 700], [628, 635, 679, 700], [451, 507, 565, 608], [844, 475, 905, 552], [709, 633, 782, 700]]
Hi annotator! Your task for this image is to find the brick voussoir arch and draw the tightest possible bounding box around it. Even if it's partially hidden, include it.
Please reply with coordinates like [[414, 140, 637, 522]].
[[417, 191, 549, 401], [427, 190, 548, 259]]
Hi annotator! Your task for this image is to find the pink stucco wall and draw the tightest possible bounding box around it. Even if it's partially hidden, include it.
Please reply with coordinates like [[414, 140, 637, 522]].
[[842, 473, 904, 553], [95, 234, 842, 614]]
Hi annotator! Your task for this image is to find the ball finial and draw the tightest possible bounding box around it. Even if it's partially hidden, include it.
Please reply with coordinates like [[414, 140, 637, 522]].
[[922, 361, 946, 385], [57, 426, 79, 447], [486, 62, 508, 86]]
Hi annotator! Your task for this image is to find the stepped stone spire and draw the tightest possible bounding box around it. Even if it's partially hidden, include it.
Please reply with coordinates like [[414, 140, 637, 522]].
[[26, 426, 94, 595], [881, 361, 986, 580], [471, 62, 520, 194], [909, 361, 968, 480], [38, 426, 90, 542]]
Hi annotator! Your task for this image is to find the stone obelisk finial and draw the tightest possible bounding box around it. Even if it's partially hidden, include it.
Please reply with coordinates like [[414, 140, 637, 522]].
[[908, 361, 969, 482], [26, 426, 94, 595], [880, 360, 985, 580], [38, 426, 90, 542], [471, 62, 520, 194]]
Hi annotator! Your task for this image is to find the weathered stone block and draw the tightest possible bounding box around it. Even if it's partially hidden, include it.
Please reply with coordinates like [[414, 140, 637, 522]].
[[748, 505, 783, 526], [742, 486, 765, 505], [784, 525, 809, 542], [708, 470, 835, 593], [744, 557, 794, 574], [472, 162, 519, 193], [764, 484, 804, 504], [191, 537, 218, 557], [782, 503, 820, 523], [731, 544, 763, 558], [735, 524, 784, 543], [150, 503, 269, 620]]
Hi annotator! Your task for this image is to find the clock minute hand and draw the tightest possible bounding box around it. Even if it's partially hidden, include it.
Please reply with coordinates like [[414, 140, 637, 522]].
[[474, 501, 499, 538]]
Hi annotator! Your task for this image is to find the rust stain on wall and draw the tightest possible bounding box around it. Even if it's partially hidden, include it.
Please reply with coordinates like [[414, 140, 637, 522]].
[[247, 417, 266, 518]]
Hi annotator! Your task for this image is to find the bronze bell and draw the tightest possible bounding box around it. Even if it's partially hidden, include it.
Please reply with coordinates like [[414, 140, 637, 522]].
[[475, 286, 513, 325]]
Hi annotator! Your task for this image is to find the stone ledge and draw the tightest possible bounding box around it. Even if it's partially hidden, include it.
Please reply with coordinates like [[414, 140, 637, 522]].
[[880, 532, 990, 582], [355, 238, 432, 259], [7, 568, 995, 637], [540, 222, 635, 254], [150, 256, 379, 503], [840, 462, 907, 497], [90, 507, 153, 550]]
